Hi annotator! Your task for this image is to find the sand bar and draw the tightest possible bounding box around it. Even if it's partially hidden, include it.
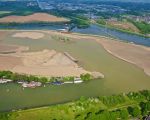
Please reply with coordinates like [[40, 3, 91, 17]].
[[0, 56, 22, 71], [0, 48, 89, 77], [0, 13, 69, 23], [0, 30, 150, 77], [12, 32, 45, 40], [0, 44, 29, 54], [45, 31, 150, 76], [96, 39, 150, 76]]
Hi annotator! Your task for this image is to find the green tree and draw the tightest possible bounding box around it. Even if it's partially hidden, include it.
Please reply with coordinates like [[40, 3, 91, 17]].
[[0, 71, 13, 79], [96, 19, 106, 25], [128, 106, 141, 118], [0, 113, 10, 120], [39, 77, 48, 83], [120, 108, 129, 120], [80, 73, 92, 81]]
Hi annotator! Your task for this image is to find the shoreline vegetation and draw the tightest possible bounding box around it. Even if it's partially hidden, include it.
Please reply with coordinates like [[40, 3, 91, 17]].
[[0, 11, 149, 38], [128, 19, 150, 35], [0, 12, 90, 29], [0, 21, 69, 26], [1, 90, 150, 120], [95, 18, 150, 38], [0, 70, 103, 88], [0, 19, 149, 39], [95, 22, 150, 38]]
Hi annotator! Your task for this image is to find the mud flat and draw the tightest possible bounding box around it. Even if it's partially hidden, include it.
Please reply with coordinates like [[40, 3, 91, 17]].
[[0, 56, 22, 71], [12, 32, 45, 40], [0, 30, 150, 112], [0, 13, 69, 23], [0, 29, 150, 77], [54, 31, 150, 76], [0, 49, 89, 77], [0, 44, 28, 54], [0, 44, 18, 52], [95, 38, 150, 76], [0, 43, 28, 71]]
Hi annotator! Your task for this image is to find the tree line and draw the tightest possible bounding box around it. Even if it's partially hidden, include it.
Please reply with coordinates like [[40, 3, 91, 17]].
[[0, 71, 92, 83]]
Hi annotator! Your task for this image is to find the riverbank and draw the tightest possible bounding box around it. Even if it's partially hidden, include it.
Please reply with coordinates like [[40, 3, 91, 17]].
[[0, 29, 150, 112], [0, 70, 104, 89], [1, 90, 150, 120], [96, 23, 150, 38]]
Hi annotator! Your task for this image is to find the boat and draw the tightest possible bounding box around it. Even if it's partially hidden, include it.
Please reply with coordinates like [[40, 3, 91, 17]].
[[74, 80, 83, 84], [64, 81, 74, 84], [17, 81, 24, 84], [0, 79, 12, 84], [51, 81, 64, 85], [22, 81, 42, 88]]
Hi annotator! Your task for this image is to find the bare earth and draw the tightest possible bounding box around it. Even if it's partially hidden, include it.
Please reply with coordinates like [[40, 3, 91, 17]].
[[0, 31, 9, 41], [96, 38, 150, 76], [0, 44, 18, 52], [12, 32, 45, 40], [54, 31, 150, 76], [0, 13, 69, 23], [0, 56, 22, 71], [107, 21, 140, 33], [0, 48, 88, 77], [0, 30, 150, 77], [0, 43, 28, 53]]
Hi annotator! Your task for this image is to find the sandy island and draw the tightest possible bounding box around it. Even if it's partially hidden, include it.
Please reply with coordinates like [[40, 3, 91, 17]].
[[0, 30, 150, 77], [0, 44, 28, 54], [63, 32, 150, 76], [13, 49, 89, 77], [42, 31, 150, 76], [96, 39, 150, 76], [12, 32, 45, 40], [0, 48, 89, 77], [0, 13, 70, 23]]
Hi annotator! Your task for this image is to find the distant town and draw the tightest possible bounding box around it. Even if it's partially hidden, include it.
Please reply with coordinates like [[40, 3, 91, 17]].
[[35, 0, 150, 24]]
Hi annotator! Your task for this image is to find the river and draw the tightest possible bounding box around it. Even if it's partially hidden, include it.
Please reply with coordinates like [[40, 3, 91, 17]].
[[0, 24, 150, 112], [0, 23, 150, 47]]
